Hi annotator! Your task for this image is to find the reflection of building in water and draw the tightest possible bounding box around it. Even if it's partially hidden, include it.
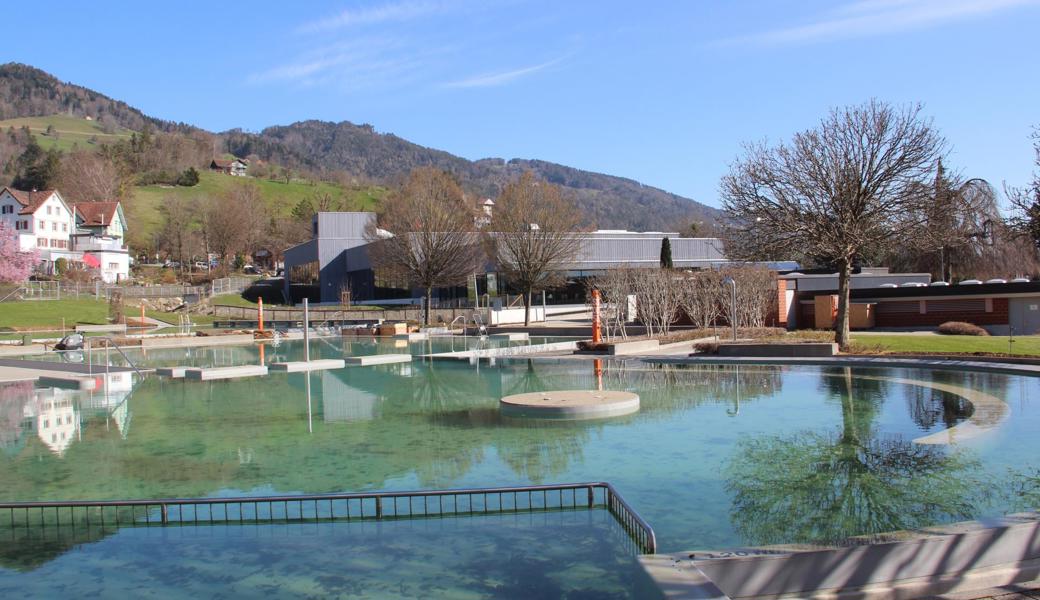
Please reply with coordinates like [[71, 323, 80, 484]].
[[320, 370, 379, 423], [1, 372, 138, 457], [29, 389, 81, 456]]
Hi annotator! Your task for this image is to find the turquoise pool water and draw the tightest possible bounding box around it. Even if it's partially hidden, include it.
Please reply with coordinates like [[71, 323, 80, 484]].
[[2, 341, 1039, 597]]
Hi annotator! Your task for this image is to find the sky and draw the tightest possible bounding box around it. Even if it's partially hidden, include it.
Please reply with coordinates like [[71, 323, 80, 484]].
[[4, 0, 1039, 207]]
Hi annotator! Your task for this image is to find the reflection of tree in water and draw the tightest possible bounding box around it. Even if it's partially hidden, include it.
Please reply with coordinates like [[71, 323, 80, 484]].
[[726, 367, 985, 546], [595, 362, 786, 414], [1005, 468, 1040, 513], [0, 382, 33, 453]]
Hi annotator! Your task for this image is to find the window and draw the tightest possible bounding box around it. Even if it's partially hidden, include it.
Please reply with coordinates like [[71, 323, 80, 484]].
[[108, 262, 118, 270], [38, 220, 45, 230], [37, 238, 47, 247], [51, 239, 67, 249], [1, 205, 10, 214], [62, 223, 67, 232], [51, 222, 57, 231], [46, 206, 52, 215]]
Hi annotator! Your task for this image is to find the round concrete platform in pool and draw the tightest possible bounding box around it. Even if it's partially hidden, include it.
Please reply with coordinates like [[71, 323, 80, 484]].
[[500, 389, 640, 419]]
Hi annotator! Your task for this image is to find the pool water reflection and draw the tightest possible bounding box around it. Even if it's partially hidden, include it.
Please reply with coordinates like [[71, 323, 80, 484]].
[[2, 344, 1039, 597]]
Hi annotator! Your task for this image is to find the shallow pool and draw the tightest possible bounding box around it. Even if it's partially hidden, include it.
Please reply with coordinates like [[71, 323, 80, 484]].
[[2, 344, 1039, 597]]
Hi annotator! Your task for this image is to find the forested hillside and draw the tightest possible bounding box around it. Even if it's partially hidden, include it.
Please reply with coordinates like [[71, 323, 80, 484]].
[[0, 62, 719, 237]]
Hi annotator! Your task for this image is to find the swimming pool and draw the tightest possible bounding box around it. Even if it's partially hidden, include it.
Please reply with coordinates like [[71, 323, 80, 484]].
[[2, 341, 1038, 597]]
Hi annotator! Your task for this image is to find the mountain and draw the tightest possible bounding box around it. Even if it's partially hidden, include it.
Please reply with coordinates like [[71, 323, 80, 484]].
[[0, 63, 719, 231]]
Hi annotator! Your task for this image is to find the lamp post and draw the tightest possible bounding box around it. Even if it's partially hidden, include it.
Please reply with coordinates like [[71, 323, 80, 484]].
[[722, 276, 736, 341]]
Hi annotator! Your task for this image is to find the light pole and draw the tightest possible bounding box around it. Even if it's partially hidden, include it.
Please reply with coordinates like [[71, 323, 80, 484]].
[[722, 276, 736, 341]]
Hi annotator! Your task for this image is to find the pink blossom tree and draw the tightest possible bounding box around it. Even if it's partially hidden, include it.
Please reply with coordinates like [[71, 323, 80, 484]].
[[0, 222, 38, 283]]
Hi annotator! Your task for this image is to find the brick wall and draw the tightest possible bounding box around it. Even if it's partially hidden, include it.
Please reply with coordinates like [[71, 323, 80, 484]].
[[874, 298, 1008, 327]]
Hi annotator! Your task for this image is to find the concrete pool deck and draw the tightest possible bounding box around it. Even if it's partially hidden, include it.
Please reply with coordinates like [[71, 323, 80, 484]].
[[640, 512, 1040, 600], [0, 358, 146, 385]]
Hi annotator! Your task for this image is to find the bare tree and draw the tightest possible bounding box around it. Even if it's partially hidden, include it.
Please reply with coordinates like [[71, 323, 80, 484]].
[[57, 150, 126, 203], [631, 269, 682, 336], [721, 100, 944, 350], [201, 183, 267, 265], [589, 267, 635, 340], [487, 171, 586, 325], [720, 265, 777, 328], [365, 168, 482, 325], [155, 194, 201, 269], [678, 269, 724, 330], [1005, 128, 1040, 256]]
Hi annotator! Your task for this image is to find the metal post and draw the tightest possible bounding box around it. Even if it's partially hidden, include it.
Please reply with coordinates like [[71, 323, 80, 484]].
[[542, 290, 546, 323], [723, 277, 737, 341], [591, 289, 602, 344], [258, 297, 264, 333], [303, 298, 310, 362]]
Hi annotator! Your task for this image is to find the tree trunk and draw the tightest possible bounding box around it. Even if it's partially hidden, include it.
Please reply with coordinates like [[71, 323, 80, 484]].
[[424, 287, 432, 326], [523, 289, 532, 326], [835, 259, 852, 351]]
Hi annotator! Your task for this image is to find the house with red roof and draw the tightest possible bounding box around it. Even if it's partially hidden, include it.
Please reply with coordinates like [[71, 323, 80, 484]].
[[0, 188, 131, 282], [0, 187, 77, 264], [72, 201, 130, 283], [210, 157, 248, 176]]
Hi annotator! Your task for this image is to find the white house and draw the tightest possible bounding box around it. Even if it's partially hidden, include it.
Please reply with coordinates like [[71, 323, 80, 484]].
[[0, 188, 131, 283], [73, 201, 130, 283], [0, 187, 77, 267]]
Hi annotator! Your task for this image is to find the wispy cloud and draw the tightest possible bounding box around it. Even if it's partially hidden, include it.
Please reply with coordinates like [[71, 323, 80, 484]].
[[297, 0, 454, 33], [723, 0, 1038, 46], [442, 58, 562, 89], [246, 37, 443, 92]]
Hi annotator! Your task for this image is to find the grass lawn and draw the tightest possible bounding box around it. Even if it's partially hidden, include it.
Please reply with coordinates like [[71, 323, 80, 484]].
[[0, 298, 221, 331], [130, 171, 387, 242], [850, 333, 1040, 356], [0, 299, 112, 330], [211, 294, 261, 308], [0, 114, 134, 153]]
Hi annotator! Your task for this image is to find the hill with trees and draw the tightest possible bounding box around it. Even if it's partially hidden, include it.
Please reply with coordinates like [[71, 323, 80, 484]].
[[0, 62, 719, 234]]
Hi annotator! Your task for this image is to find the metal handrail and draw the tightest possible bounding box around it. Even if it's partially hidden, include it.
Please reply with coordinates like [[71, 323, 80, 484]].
[[0, 481, 656, 554], [86, 336, 145, 380]]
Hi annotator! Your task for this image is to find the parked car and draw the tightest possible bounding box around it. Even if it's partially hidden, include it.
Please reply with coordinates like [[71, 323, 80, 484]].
[[244, 265, 261, 275], [193, 261, 210, 270]]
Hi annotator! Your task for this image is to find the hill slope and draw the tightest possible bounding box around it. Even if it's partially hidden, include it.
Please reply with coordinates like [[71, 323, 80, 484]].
[[0, 114, 134, 152], [131, 171, 385, 243], [0, 63, 719, 231], [227, 120, 719, 231]]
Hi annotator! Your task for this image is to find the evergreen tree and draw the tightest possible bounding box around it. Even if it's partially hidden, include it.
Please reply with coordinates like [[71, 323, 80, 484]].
[[660, 236, 673, 268], [291, 197, 315, 221]]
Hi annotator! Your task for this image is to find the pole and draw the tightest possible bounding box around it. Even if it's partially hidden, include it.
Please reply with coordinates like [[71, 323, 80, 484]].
[[591, 289, 602, 344], [730, 280, 737, 341], [258, 297, 264, 333], [723, 277, 737, 341], [140, 304, 146, 327], [541, 290, 546, 323], [303, 298, 310, 362]]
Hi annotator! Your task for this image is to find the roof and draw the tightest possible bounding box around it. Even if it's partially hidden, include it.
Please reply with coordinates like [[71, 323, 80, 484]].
[[2, 188, 58, 215], [211, 158, 247, 168], [75, 202, 120, 227]]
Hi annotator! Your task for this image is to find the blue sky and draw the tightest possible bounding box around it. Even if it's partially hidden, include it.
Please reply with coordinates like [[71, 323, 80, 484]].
[[5, 0, 1039, 207]]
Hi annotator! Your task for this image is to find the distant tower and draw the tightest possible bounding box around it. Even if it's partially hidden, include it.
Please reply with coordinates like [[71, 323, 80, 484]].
[[482, 198, 494, 217]]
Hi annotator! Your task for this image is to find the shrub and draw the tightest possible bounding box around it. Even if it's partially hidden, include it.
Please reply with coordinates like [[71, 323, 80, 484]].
[[937, 321, 989, 336], [159, 269, 178, 284], [693, 341, 719, 354]]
